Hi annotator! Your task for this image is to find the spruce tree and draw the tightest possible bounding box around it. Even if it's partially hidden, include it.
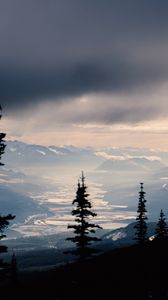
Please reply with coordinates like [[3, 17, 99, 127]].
[[0, 107, 15, 263], [155, 209, 168, 240], [66, 172, 102, 261], [0, 106, 6, 166], [134, 183, 148, 244], [0, 215, 15, 256]]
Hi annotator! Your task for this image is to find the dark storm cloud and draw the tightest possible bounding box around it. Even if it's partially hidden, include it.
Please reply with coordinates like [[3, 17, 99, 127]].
[[1, 0, 168, 114], [1, 59, 166, 110]]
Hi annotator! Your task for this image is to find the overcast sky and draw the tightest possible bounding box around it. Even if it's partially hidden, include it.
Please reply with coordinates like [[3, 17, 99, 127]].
[[1, 0, 168, 148]]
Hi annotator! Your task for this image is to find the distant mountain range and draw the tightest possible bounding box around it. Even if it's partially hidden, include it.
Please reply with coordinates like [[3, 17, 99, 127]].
[[102, 221, 156, 246], [0, 140, 168, 239], [3, 141, 104, 173], [0, 185, 49, 222], [97, 157, 165, 172], [2, 221, 157, 270], [3, 140, 168, 175]]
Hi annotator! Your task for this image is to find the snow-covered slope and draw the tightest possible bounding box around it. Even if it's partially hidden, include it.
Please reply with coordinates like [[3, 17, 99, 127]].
[[1, 222, 158, 270], [102, 222, 157, 246], [1, 141, 168, 239]]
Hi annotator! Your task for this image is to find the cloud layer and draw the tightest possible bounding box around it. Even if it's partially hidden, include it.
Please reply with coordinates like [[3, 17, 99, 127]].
[[0, 0, 168, 133]]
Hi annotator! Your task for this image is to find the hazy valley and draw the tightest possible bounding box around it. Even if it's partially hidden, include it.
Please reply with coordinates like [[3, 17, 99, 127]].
[[0, 140, 168, 263]]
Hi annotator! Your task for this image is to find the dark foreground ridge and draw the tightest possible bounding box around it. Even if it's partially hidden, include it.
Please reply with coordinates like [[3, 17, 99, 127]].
[[1, 238, 168, 300]]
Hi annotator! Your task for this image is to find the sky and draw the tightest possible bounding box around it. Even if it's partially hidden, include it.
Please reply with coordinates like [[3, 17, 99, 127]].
[[1, 0, 168, 148]]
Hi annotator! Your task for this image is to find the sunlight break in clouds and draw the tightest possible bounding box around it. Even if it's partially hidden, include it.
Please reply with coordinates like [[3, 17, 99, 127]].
[[1, 0, 168, 150], [1, 82, 168, 149]]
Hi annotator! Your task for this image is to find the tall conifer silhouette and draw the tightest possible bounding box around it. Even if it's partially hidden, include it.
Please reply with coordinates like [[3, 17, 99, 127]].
[[66, 172, 102, 260], [0, 106, 6, 166], [134, 183, 148, 244], [0, 107, 15, 263], [155, 209, 168, 240]]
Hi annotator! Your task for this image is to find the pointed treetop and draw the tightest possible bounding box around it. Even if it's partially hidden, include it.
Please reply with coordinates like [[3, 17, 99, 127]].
[[134, 182, 148, 243], [139, 182, 146, 196], [155, 208, 168, 240], [140, 182, 144, 191], [0, 105, 2, 119], [81, 171, 85, 187], [158, 209, 166, 221], [66, 172, 102, 260]]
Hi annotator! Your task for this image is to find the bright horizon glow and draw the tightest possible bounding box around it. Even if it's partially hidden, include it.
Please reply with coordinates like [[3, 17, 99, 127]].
[[3, 115, 168, 150], [2, 85, 168, 150]]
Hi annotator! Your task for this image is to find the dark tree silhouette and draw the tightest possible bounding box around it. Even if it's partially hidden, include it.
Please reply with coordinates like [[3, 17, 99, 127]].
[[0, 107, 15, 264], [0, 215, 15, 256], [11, 252, 17, 283], [134, 183, 148, 244], [155, 209, 168, 240], [0, 106, 6, 166], [66, 172, 102, 261]]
